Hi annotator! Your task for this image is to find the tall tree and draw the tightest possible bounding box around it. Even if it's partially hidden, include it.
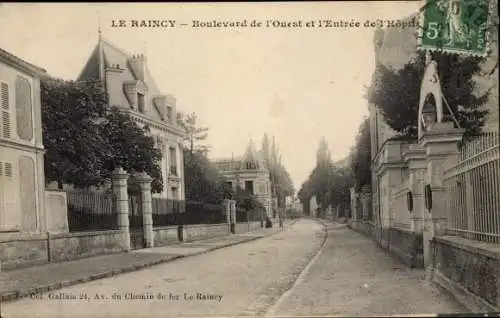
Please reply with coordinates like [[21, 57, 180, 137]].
[[183, 149, 232, 204], [101, 108, 163, 193], [367, 51, 489, 141], [41, 78, 110, 189], [261, 133, 270, 165], [177, 112, 211, 155], [349, 117, 372, 192], [41, 77, 164, 192]]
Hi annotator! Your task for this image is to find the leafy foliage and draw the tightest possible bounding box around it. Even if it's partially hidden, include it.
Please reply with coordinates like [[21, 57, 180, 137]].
[[349, 117, 372, 192], [260, 134, 295, 208], [41, 77, 163, 192], [298, 138, 354, 212], [367, 51, 489, 140], [101, 108, 163, 193], [182, 149, 232, 204], [41, 78, 110, 189], [177, 112, 211, 155]]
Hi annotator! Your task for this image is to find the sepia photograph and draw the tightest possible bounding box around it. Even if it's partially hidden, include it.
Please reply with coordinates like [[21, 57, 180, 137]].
[[0, 1, 498, 317]]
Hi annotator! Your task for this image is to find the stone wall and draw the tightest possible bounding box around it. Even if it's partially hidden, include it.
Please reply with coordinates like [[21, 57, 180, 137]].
[[0, 234, 48, 269], [432, 236, 500, 312], [387, 228, 423, 268], [153, 226, 179, 246], [248, 221, 262, 232], [183, 224, 230, 242], [0, 230, 128, 269], [49, 230, 128, 262], [235, 221, 262, 234], [348, 221, 423, 268]]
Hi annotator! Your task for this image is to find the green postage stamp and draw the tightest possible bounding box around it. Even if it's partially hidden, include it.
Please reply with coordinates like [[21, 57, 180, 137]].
[[418, 0, 492, 56]]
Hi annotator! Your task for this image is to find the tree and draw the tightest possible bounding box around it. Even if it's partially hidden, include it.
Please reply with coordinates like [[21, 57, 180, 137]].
[[298, 137, 354, 215], [101, 108, 163, 193], [41, 77, 164, 193], [261, 133, 270, 165], [41, 78, 110, 189], [177, 112, 211, 155], [367, 51, 489, 141], [349, 117, 372, 192], [183, 149, 232, 204]]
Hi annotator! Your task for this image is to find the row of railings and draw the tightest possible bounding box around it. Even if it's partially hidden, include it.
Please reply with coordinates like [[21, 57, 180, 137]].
[[444, 131, 500, 244], [65, 190, 264, 232]]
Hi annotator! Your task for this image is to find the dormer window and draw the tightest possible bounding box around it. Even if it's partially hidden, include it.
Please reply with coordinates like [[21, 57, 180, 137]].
[[137, 92, 145, 113], [167, 106, 172, 121], [246, 161, 257, 170]]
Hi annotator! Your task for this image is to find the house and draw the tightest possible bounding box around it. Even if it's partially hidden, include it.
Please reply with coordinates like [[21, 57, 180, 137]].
[[76, 34, 186, 201], [0, 48, 48, 237], [212, 140, 273, 217]]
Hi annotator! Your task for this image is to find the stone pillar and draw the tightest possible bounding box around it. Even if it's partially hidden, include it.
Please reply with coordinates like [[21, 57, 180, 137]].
[[350, 188, 358, 220], [222, 199, 231, 224], [135, 172, 154, 248], [420, 122, 463, 274], [112, 167, 130, 252], [230, 200, 237, 234], [403, 144, 427, 233]]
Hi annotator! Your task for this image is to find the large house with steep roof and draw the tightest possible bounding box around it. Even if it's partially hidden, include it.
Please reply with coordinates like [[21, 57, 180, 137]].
[[212, 140, 273, 217], [76, 34, 186, 200]]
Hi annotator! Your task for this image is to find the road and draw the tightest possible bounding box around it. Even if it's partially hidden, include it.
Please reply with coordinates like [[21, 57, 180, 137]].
[[2, 219, 467, 318], [2, 219, 325, 318], [265, 222, 467, 317]]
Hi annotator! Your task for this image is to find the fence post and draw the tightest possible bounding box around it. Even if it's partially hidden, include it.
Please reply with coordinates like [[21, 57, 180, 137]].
[[420, 122, 463, 278], [230, 200, 236, 234], [134, 172, 154, 248], [112, 167, 131, 252], [222, 199, 231, 234]]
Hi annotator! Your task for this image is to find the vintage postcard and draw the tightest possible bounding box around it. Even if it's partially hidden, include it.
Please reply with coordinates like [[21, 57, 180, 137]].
[[0, 1, 499, 318]]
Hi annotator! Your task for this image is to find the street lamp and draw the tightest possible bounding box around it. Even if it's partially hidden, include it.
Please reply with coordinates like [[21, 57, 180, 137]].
[[421, 103, 437, 132]]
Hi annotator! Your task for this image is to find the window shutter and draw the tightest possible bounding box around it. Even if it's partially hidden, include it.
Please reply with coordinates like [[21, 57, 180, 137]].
[[1, 82, 11, 139], [0, 162, 3, 226]]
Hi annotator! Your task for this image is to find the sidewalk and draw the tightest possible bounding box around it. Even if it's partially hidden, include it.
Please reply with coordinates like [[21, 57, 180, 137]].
[[1, 222, 294, 304], [266, 221, 467, 317]]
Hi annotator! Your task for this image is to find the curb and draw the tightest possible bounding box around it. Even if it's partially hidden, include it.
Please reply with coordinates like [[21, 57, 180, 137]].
[[1, 224, 294, 303]]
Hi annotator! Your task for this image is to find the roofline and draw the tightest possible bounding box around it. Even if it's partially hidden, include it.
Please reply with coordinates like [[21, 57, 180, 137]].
[[76, 43, 100, 81], [0, 48, 47, 76]]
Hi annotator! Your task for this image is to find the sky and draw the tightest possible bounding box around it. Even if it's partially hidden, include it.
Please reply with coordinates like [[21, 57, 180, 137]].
[[0, 2, 419, 190]]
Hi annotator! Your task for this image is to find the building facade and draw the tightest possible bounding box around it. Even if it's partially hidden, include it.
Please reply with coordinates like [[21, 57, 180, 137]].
[[212, 140, 273, 217], [0, 48, 48, 237], [76, 35, 186, 200], [369, 13, 499, 226]]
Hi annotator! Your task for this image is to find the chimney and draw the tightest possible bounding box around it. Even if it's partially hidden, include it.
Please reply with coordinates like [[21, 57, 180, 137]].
[[128, 53, 146, 81]]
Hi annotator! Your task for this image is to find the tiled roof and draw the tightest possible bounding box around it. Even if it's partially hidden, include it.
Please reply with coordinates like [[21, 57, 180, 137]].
[[76, 37, 166, 122]]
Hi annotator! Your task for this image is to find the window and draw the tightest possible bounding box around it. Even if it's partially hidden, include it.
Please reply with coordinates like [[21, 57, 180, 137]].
[[1, 82, 11, 139], [137, 93, 145, 113], [169, 147, 177, 175], [245, 180, 254, 195], [226, 181, 232, 189], [15, 76, 33, 141], [167, 106, 172, 121]]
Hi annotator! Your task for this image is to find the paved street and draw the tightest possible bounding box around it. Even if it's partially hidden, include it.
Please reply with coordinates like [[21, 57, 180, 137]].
[[265, 222, 467, 317], [2, 219, 325, 318]]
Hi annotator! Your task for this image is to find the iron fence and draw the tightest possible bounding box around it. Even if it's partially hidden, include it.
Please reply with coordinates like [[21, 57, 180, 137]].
[[445, 131, 500, 243], [66, 189, 117, 232]]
